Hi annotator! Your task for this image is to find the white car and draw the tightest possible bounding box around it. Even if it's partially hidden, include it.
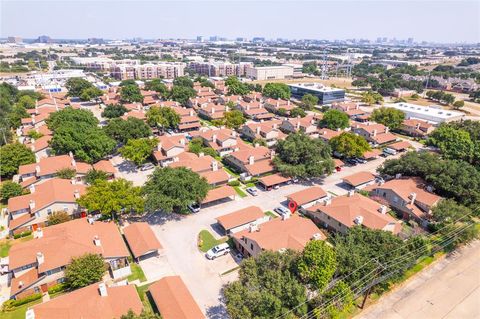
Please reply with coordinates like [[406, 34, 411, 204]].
[[140, 163, 155, 171], [188, 203, 200, 213], [274, 206, 290, 217], [246, 187, 258, 196], [206, 243, 230, 260]]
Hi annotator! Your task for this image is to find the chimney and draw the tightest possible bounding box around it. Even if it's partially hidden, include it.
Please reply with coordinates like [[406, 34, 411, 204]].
[[348, 189, 355, 197], [395, 173, 402, 179], [157, 142, 162, 151], [296, 121, 300, 130], [270, 150, 275, 159], [409, 192, 417, 205], [256, 126, 261, 135], [74, 189, 80, 199], [35, 165, 40, 175], [212, 134, 217, 141], [93, 235, 101, 246], [98, 283, 108, 297], [173, 156, 180, 162], [372, 129, 377, 137], [385, 126, 389, 133], [29, 200, 36, 211], [248, 155, 255, 165], [198, 152, 204, 157], [231, 131, 237, 138], [379, 205, 387, 214], [323, 198, 332, 206], [282, 211, 291, 220], [180, 138, 185, 146], [211, 161, 218, 171], [34, 228, 43, 239], [29, 184, 35, 194], [70, 178, 76, 185], [87, 217, 94, 225], [36, 252, 44, 265], [18, 281, 24, 288], [249, 223, 258, 233], [254, 143, 259, 148], [354, 216, 364, 225], [69, 151, 74, 158]]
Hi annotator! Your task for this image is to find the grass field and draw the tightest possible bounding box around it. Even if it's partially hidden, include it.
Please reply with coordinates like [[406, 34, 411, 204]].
[[0, 300, 42, 319], [127, 262, 147, 283], [233, 186, 247, 198], [198, 230, 227, 252]]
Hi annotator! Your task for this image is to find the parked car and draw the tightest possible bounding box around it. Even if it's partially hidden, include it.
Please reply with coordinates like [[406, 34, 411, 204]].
[[274, 206, 290, 217], [246, 187, 258, 196], [206, 243, 230, 260], [345, 158, 358, 166], [188, 203, 200, 213], [140, 163, 155, 171], [354, 158, 367, 164], [383, 148, 397, 156]]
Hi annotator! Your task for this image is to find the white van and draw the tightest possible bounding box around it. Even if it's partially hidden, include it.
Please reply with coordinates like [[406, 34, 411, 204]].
[[383, 147, 397, 156], [205, 243, 230, 260]]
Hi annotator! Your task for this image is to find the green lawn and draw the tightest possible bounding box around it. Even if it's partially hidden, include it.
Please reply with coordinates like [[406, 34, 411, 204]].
[[0, 300, 42, 319], [264, 211, 278, 219], [223, 166, 240, 178], [128, 262, 147, 283], [233, 186, 247, 198], [135, 283, 157, 314], [244, 182, 256, 188], [0, 241, 11, 258], [198, 230, 227, 253]]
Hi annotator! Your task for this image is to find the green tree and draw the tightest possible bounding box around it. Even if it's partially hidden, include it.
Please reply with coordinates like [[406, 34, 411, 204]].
[[78, 179, 144, 216], [17, 95, 35, 109], [224, 250, 307, 319], [225, 76, 251, 96], [27, 130, 43, 139], [431, 199, 472, 230], [84, 169, 109, 185], [50, 123, 116, 163], [263, 83, 291, 99], [146, 106, 180, 131], [361, 91, 384, 105], [297, 240, 336, 290], [104, 117, 151, 144], [319, 109, 350, 130], [7, 105, 29, 128], [169, 86, 196, 105], [301, 94, 319, 110], [290, 107, 307, 118], [329, 132, 371, 158], [56, 168, 76, 179], [371, 107, 405, 130], [302, 62, 317, 74], [173, 76, 193, 88], [79, 87, 103, 101], [0, 142, 35, 178], [143, 167, 209, 214], [121, 84, 143, 103], [252, 137, 267, 147], [452, 100, 464, 110], [119, 138, 157, 165], [47, 211, 71, 226], [144, 79, 168, 96], [47, 107, 98, 131], [65, 77, 95, 97], [352, 79, 368, 87], [273, 132, 334, 178], [223, 110, 245, 129], [188, 138, 217, 157], [119, 79, 137, 87], [101, 104, 128, 119], [65, 253, 107, 289], [427, 125, 475, 163], [0, 181, 23, 202], [120, 310, 161, 319]]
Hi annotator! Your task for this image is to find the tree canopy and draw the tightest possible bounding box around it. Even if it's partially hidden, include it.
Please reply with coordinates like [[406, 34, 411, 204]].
[[173, 76, 193, 88], [297, 240, 336, 290], [273, 132, 334, 178], [144, 79, 168, 96], [78, 179, 144, 216], [119, 138, 157, 165], [361, 91, 384, 105], [121, 84, 143, 103], [47, 211, 71, 226], [65, 77, 100, 100], [0, 181, 23, 202], [290, 107, 307, 118], [47, 107, 99, 131], [84, 169, 110, 185], [319, 109, 350, 130], [224, 250, 308, 319], [17, 95, 35, 109], [146, 106, 180, 131], [223, 110, 246, 129], [0, 142, 35, 178], [329, 132, 371, 158], [101, 104, 128, 119], [142, 167, 210, 214], [169, 85, 196, 105], [104, 117, 151, 144], [263, 83, 291, 100], [301, 94, 319, 110], [65, 253, 107, 289], [225, 76, 251, 96], [371, 107, 405, 130]]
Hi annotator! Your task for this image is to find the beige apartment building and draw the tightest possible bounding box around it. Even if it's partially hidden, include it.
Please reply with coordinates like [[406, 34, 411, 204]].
[[245, 65, 294, 80]]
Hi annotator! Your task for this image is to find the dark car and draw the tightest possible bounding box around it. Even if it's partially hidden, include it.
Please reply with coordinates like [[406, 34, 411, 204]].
[[345, 158, 358, 166]]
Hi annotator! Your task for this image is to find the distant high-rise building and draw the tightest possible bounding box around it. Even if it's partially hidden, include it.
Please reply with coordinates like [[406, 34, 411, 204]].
[[236, 37, 247, 42], [36, 35, 52, 43], [196, 36, 204, 42], [376, 37, 382, 43], [252, 37, 265, 42], [382, 37, 387, 43], [209, 36, 219, 41], [87, 38, 104, 45], [407, 37, 414, 44], [7, 36, 22, 44]]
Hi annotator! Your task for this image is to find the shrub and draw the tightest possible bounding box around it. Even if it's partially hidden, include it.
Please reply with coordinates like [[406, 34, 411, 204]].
[[2, 293, 42, 311], [47, 283, 68, 295], [227, 180, 240, 187], [13, 230, 32, 239]]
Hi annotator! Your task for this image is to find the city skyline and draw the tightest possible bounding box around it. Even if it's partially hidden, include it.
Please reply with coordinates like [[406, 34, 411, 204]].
[[1, 0, 479, 43]]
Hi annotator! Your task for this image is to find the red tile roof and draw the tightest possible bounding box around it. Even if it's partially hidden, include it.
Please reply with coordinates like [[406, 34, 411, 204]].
[[123, 222, 163, 259], [216, 206, 264, 230]]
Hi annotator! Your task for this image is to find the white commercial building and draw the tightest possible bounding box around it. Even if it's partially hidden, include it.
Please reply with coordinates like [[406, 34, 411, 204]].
[[245, 65, 294, 80], [387, 102, 465, 124]]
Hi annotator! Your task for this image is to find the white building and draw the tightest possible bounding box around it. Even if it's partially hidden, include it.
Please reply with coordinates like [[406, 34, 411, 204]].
[[245, 65, 294, 80], [387, 102, 465, 124]]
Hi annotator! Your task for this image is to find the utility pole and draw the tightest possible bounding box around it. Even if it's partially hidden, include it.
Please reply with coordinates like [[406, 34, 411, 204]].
[[360, 260, 385, 309]]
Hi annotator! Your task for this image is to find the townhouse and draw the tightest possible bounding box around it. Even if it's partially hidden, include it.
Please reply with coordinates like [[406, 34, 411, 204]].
[[236, 100, 274, 121], [27, 282, 143, 319], [367, 177, 442, 226], [280, 115, 321, 137], [197, 103, 227, 121], [9, 218, 131, 299], [170, 106, 201, 132], [352, 122, 398, 146], [196, 128, 248, 157], [331, 101, 368, 120], [305, 192, 402, 235], [7, 178, 87, 234], [399, 119, 434, 138], [216, 206, 269, 235], [169, 153, 230, 186], [224, 145, 275, 177], [232, 214, 325, 258], [153, 135, 188, 167], [264, 98, 295, 114], [241, 119, 285, 147]]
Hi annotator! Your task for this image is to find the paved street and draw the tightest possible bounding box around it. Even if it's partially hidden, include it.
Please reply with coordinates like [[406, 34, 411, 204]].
[[356, 240, 480, 319], [141, 148, 417, 317]]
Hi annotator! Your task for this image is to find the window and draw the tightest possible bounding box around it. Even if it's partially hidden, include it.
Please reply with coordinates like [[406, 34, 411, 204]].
[[63, 205, 68, 212], [338, 222, 341, 227], [33, 287, 40, 293], [57, 277, 66, 284], [250, 243, 254, 250], [47, 209, 52, 215], [393, 196, 398, 203]]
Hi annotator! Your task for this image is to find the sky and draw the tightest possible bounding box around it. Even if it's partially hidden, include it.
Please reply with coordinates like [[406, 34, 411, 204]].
[[1, 0, 479, 43]]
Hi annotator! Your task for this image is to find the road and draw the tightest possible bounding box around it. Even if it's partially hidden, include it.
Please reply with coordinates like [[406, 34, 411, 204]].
[[356, 240, 480, 319], [140, 148, 418, 318]]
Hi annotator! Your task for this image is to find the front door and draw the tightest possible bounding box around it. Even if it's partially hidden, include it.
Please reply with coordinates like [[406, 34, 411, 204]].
[[32, 224, 38, 231]]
